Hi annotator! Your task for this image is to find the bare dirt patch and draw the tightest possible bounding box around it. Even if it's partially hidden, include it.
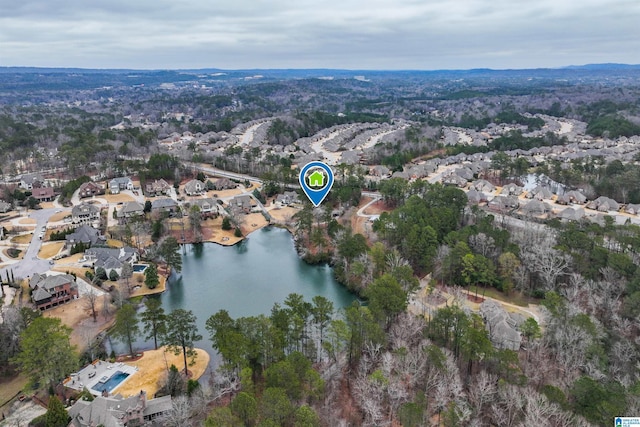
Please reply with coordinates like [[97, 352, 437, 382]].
[[362, 199, 391, 216], [115, 347, 210, 398], [17, 218, 36, 226]]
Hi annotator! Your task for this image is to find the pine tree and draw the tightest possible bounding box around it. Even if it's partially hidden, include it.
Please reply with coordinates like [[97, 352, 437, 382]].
[[45, 395, 69, 427]]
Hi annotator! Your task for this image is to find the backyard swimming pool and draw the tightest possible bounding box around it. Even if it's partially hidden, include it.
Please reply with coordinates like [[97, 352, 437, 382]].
[[132, 264, 147, 273], [91, 371, 130, 393]]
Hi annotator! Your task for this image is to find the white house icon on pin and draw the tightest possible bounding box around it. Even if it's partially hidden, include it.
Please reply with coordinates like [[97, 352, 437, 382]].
[[308, 170, 325, 188]]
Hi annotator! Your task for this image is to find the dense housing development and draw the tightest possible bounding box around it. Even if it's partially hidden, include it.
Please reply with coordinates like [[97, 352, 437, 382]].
[[1, 66, 640, 426]]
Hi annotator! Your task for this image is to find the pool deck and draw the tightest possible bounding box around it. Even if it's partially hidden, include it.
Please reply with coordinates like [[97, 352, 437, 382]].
[[64, 360, 138, 396]]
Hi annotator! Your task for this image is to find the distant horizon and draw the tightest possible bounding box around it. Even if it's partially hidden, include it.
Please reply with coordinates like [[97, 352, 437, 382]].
[[2, 62, 640, 73]]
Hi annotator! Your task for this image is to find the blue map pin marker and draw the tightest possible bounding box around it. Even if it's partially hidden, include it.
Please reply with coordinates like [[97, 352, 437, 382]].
[[299, 161, 334, 207]]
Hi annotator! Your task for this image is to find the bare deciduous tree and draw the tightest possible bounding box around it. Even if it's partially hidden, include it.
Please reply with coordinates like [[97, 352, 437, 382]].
[[83, 290, 98, 322], [520, 238, 571, 291]]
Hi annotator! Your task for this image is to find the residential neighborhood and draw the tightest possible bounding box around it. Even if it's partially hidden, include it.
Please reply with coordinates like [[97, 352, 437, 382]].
[[1, 66, 640, 426]]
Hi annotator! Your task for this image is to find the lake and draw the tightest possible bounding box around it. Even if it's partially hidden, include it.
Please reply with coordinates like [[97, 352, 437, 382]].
[[109, 226, 357, 367]]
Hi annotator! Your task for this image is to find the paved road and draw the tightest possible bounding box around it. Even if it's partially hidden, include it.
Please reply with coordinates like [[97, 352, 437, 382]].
[[187, 163, 264, 184], [1, 207, 59, 281]]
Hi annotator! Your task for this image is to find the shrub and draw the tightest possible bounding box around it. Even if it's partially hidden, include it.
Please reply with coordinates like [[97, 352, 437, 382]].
[[222, 217, 232, 230], [109, 270, 119, 281]]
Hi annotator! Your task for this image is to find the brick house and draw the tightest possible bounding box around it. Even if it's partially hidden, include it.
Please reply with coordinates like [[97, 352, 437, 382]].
[[78, 181, 105, 198], [29, 273, 78, 311], [31, 186, 56, 202]]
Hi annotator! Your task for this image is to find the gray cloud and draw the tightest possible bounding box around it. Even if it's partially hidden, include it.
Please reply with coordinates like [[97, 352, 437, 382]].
[[0, 0, 638, 69]]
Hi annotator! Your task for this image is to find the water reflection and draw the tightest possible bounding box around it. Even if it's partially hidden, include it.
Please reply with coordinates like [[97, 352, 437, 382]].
[[109, 227, 356, 363]]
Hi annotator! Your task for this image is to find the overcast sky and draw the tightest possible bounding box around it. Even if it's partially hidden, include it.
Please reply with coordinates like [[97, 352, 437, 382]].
[[1, 0, 639, 70]]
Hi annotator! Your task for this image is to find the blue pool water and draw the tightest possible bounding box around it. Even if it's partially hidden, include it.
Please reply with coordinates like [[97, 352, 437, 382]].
[[132, 264, 147, 273], [92, 371, 130, 393]]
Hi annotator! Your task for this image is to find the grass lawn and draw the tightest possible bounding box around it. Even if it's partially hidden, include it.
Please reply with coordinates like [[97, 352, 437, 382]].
[[38, 241, 64, 259], [129, 273, 167, 297], [103, 194, 135, 203], [10, 234, 32, 244], [0, 374, 28, 411], [115, 347, 209, 398], [53, 266, 91, 278], [107, 239, 124, 248], [49, 211, 70, 222]]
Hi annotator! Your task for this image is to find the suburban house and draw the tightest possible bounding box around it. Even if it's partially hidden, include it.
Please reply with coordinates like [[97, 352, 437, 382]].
[[29, 273, 78, 311], [525, 185, 554, 200], [0, 200, 12, 213], [521, 199, 552, 216], [559, 207, 586, 221], [145, 179, 171, 196], [488, 196, 520, 213], [68, 390, 172, 427], [184, 179, 205, 196], [230, 194, 255, 214], [625, 204, 640, 215], [369, 165, 391, 178], [442, 173, 468, 188], [109, 177, 134, 194], [19, 173, 44, 190], [151, 198, 178, 214], [72, 202, 101, 225], [78, 181, 105, 198], [212, 177, 236, 190], [275, 191, 300, 207], [191, 197, 220, 218], [117, 201, 145, 223], [84, 246, 138, 277], [480, 300, 522, 351], [31, 186, 56, 203], [587, 196, 620, 212], [65, 225, 106, 249]]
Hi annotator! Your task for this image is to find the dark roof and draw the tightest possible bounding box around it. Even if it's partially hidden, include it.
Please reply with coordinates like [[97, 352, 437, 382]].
[[72, 203, 100, 217], [66, 225, 103, 246], [151, 198, 177, 210]]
